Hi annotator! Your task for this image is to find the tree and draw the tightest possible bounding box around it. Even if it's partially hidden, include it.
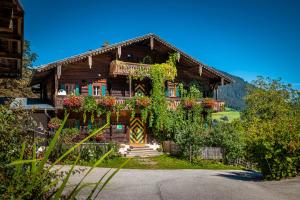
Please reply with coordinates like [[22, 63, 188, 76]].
[[242, 77, 300, 180], [0, 40, 38, 97]]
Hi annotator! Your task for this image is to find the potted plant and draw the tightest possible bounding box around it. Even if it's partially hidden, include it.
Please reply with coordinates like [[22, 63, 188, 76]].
[[48, 117, 62, 130], [99, 96, 116, 108], [203, 98, 215, 109], [182, 98, 196, 109], [135, 96, 151, 108], [63, 95, 82, 111]]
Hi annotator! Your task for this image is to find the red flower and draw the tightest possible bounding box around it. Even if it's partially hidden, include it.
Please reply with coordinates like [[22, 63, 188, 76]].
[[63, 96, 82, 109], [48, 117, 62, 129], [182, 98, 196, 109], [203, 98, 216, 108], [135, 96, 151, 108], [99, 96, 116, 107]]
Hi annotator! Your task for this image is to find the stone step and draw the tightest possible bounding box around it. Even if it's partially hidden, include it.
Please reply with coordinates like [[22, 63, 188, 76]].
[[126, 150, 163, 157], [128, 148, 154, 152]]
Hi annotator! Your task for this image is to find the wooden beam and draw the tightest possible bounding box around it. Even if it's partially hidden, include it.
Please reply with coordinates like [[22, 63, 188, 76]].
[[177, 52, 180, 62], [199, 65, 203, 76], [150, 37, 154, 50], [117, 46, 121, 59], [88, 55, 92, 69], [57, 65, 61, 79], [221, 77, 224, 86]]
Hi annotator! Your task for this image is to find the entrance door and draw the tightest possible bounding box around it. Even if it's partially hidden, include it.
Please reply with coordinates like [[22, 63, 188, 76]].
[[130, 117, 145, 144]]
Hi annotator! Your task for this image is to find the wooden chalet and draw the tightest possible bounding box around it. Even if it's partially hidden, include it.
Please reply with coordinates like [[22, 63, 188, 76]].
[[31, 33, 233, 144], [0, 0, 24, 78]]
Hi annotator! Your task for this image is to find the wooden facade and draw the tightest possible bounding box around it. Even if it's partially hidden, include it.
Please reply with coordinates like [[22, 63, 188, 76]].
[[31, 34, 233, 144], [0, 0, 24, 78]]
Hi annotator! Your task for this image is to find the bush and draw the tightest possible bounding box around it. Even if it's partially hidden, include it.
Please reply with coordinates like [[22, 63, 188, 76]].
[[242, 77, 300, 180], [205, 121, 245, 164]]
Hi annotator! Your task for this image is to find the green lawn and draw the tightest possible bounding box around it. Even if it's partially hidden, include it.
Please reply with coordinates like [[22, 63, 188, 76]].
[[212, 109, 240, 122], [93, 155, 243, 170]]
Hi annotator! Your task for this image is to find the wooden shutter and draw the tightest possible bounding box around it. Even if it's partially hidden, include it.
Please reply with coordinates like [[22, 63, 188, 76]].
[[101, 84, 107, 96], [60, 84, 65, 90], [88, 119, 92, 129], [75, 82, 80, 96], [176, 85, 179, 97], [88, 82, 92, 96], [165, 85, 168, 97]]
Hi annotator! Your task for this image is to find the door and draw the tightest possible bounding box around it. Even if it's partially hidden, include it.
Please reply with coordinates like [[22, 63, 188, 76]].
[[130, 117, 145, 144]]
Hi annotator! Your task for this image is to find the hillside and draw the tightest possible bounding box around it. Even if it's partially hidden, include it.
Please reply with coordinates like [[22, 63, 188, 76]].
[[216, 72, 252, 111]]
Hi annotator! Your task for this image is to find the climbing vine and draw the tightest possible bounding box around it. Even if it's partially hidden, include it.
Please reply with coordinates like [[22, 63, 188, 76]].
[[148, 53, 178, 137]]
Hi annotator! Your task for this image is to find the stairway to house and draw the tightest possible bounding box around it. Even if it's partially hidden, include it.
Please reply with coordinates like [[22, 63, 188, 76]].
[[126, 145, 163, 157]]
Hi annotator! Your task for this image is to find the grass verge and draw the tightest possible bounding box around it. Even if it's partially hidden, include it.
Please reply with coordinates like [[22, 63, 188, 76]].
[[91, 155, 243, 170]]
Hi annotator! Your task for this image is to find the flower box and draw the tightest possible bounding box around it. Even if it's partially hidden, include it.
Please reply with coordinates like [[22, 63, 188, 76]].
[[99, 96, 116, 108], [135, 96, 151, 108], [203, 98, 216, 109], [182, 98, 196, 109], [63, 96, 82, 110]]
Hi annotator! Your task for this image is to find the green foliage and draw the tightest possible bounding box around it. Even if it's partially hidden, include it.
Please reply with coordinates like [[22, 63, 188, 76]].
[[2, 111, 129, 199], [242, 77, 300, 180], [205, 121, 245, 163], [148, 54, 177, 135], [65, 143, 119, 164], [82, 96, 98, 123]]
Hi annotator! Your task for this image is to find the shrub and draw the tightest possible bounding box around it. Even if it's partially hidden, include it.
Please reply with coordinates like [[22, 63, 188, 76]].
[[205, 121, 245, 164], [48, 117, 62, 129], [242, 77, 300, 180]]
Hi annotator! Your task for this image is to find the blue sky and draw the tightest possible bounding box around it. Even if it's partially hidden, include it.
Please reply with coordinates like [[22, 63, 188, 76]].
[[22, 0, 300, 89]]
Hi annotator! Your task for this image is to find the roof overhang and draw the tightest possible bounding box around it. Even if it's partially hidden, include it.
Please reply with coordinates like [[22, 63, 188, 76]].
[[32, 33, 234, 85]]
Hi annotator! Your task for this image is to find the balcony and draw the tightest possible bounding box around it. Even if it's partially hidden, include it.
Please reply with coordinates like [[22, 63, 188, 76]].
[[109, 60, 151, 77], [55, 95, 224, 112], [55, 95, 131, 109]]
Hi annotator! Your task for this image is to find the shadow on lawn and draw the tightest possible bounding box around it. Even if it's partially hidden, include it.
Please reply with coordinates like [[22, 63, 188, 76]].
[[215, 170, 262, 182]]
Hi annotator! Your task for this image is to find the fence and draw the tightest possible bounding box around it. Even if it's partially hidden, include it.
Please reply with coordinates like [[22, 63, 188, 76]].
[[162, 141, 224, 160]]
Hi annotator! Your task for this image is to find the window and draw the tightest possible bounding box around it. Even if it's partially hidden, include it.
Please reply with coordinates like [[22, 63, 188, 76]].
[[168, 85, 176, 97], [93, 85, 100, 96], [65, 83, 75, 95], [92, 80, 107, 96], [167, 82, 179, 97]]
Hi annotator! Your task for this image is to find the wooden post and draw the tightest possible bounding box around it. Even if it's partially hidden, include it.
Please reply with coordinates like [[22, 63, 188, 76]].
[[221, 77, 224, 86], [150, 37, 154, 50], [199, 65, 203, 76], [129, 76, 132, 97], [57, 65, 61, 79], [117, 46, 122, 59], [88, 55, 92, 69], [215, 86, 218, 100], [54, 73, 58, 108]]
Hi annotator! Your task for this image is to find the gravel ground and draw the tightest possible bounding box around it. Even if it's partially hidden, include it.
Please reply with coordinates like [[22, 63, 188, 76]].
[[59, 166, 300, 200]]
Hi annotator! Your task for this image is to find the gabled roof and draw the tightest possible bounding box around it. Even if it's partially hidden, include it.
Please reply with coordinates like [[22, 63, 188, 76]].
[[34, 33, 234, 83]]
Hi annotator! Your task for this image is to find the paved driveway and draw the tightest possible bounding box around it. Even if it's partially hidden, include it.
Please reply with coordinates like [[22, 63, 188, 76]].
[[64, 167, 300, 200]]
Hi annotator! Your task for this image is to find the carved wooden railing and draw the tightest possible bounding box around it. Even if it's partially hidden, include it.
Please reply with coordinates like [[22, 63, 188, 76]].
[[55, 95, 132, 109], [55, 95, 224, 112], [109, 60, 151, 77]]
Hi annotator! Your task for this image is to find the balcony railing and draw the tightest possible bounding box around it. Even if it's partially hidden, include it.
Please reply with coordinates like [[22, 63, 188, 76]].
[[109, 60, 151, 77], [55, 95, 224, 112]]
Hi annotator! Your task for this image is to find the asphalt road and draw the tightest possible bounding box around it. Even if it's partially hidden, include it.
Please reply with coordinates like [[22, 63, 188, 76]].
[[63, 167, 300, 200]]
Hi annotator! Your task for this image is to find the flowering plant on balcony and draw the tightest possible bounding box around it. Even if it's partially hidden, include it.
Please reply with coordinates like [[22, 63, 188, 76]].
[[135, 96, 151, 108], [203, 98, 216, 109], [63, 95, 82, 111], [182, 98, 196, 109], [98, 96, 116, 108], [48, 117, 62, 129]]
